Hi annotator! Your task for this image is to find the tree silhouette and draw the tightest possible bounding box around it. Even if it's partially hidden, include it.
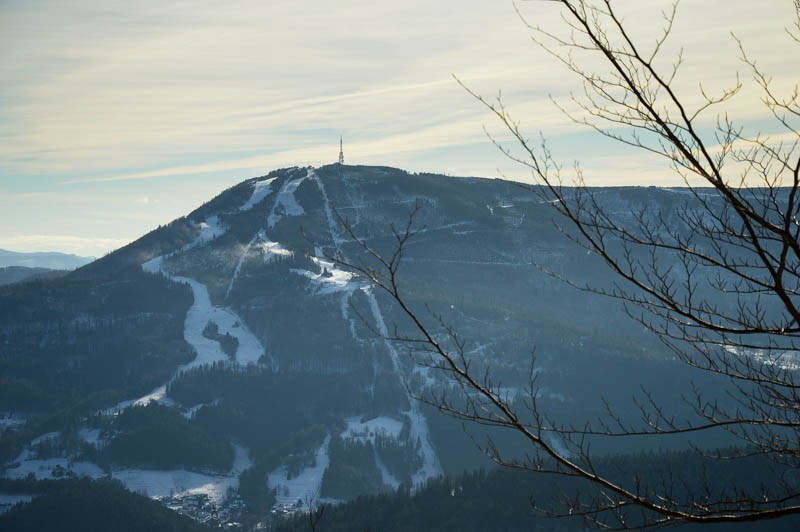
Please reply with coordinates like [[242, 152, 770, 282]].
[[335, 0, 800, 527]]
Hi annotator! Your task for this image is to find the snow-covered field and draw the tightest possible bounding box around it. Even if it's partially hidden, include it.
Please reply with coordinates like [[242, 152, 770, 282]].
[[268, 435, 331, 509], [4, 441, 251, 507], [113, 445, 251, 504]]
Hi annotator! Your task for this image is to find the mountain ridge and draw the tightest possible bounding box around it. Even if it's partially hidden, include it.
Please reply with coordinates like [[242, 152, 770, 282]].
[[0, 249, 94, 270]]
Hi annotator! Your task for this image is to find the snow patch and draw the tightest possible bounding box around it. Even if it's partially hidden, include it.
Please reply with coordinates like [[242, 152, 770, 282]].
[[78, 428, 104, 448], [4, 458, 105, 480], [291, 257, 361, 295], [268, 435, 331, 509], [374, 452, 401, 491], [113, 445, 251, 505], [182, 404, 205, 419], [341, 416, 404, 444], [144, 215, 227, 274], [30, 432, 60, 446], [240, 178, 276, 211], [104, 385, 175, 415], [0, 413, 26, 433], [142, 255, 163, 274], [257, 237, 294, 263], [174, 276, 268, 371], [725, 345, 800, 371], [268, 171, 309, 228], [184, 215, 227, 251]]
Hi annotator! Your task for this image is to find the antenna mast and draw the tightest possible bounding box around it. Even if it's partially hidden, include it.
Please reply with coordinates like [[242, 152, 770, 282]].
[[338, 136, 344, 165]]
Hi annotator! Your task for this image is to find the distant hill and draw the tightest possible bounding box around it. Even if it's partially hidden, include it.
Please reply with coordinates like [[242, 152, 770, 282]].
[[0, 266, 66, 286], [0, 249, 94, 270]]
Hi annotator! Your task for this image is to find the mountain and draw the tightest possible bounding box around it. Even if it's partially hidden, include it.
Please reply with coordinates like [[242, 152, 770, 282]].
[[0, 165, 742, 526], [0, 267, 66, 286], [0, 249, 94, 270]]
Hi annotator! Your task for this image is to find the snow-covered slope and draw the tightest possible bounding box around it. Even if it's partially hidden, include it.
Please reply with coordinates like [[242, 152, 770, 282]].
[[0, 164, 738, 522]]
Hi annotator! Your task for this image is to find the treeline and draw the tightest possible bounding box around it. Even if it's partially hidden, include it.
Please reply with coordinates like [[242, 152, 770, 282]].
[[101, 403, 234, 472], [276, 450, 800, 531], [0, 268, 193, 415], [0, 478, 210, 532], [167, 363, 372, 455]]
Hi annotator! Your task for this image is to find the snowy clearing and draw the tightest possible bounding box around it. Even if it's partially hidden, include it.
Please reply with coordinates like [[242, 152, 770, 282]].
[[267, 171, 309, 228], [142, 255, 163, 274], [104, 385, 175, 415], [113, 445, 251, 505], [183, 216, 227, 252], [341, 416, 404, 444], [268, 435, 331, 509], [374, 453, 401, 490], [291, 257, 362, 295], [3, 439, 251, 507], [4, 457, 105, 480], [310, 170, 344, 247], [239, 178, 276, 211], [131, 218, 274, 419], [257, 236, 293, 263], [174, 276, 267, 371]]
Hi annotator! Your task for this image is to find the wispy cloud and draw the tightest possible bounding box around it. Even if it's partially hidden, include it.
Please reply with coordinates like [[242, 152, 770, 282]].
[[1, 0, 798, 255]]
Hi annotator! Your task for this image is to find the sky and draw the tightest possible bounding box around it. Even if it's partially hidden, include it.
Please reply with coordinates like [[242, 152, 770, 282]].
[[1, 0, 798, 257]]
